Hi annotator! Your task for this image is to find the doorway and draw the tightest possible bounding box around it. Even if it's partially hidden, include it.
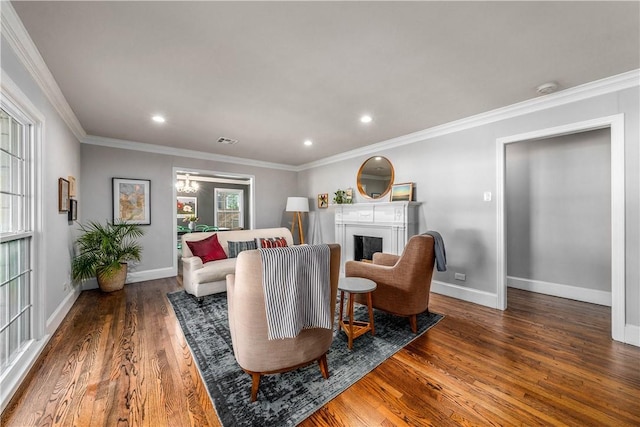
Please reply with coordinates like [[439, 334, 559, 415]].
[[172, 167, 255, 277], [496, 114, 625, 342]]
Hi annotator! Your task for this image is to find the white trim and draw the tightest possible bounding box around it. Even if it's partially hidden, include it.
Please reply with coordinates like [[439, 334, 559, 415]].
[[299, 70, 639, 170], [80, 267, 177, 291], [625, 324, 640, 347], [46, 287, 81, 334], [83, 69, 639, 171], [0, 336, 48, 413], [84, 135, 297, 171], [430, 280, 498, 309], [128, 267, 175, 283], [0, 70, 48, 412], [496, 114, 626, 343], [0, 2, 86, 142], [507, 277, 611, 307]]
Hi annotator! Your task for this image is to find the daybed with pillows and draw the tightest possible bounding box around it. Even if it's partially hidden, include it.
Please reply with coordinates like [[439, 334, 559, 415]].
[[181, 227, 294, 298]]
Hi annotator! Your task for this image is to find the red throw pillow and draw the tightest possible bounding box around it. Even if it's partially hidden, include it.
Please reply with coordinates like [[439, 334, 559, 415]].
[[256, 237, 288, 248], [186, 233, 227, 263]]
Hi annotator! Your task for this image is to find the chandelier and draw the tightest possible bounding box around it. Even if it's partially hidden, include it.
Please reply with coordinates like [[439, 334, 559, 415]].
[[176, 174, 199, 193]]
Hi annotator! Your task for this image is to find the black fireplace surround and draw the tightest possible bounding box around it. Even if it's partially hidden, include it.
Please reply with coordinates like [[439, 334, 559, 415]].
[[354, 235, 383, 261]]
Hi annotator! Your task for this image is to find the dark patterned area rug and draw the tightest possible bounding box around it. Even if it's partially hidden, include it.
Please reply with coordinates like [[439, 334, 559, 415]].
[[167, 291, 443, 426]]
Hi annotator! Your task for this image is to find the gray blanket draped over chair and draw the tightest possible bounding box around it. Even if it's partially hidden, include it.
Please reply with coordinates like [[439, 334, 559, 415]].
[[259, 244, 332, 340]]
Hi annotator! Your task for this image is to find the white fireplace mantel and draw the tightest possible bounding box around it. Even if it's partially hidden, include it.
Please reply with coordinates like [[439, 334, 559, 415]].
[[334, 201, 421, 269]]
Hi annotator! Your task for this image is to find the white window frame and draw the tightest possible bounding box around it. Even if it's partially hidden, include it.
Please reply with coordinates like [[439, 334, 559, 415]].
[[214, 188, 244, 229], [0, 71, 45, 412]]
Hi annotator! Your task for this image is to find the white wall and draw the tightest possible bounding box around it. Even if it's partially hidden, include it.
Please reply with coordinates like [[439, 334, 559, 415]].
[[1, 35, 81, 331], [298, 85, 640, 329]]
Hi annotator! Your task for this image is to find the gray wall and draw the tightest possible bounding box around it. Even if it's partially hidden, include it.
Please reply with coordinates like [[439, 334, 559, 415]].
[[80, 144, 298, 273], [298, 87, 639, 327], [506, 129, 611, 290], [1, 35, 82, 330]]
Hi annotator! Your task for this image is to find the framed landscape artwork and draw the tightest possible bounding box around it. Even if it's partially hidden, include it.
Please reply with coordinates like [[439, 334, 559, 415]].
[[390, 182, 413, 202], [177, 196, 197, 218], [112, 178, 151, 225]]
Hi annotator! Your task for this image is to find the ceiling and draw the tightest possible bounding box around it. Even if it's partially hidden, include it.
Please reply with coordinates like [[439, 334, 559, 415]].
[[11, 1, 640, 167]]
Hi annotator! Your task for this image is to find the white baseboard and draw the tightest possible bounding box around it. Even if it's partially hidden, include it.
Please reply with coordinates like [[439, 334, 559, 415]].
[[81, 267, 176, 290], [431, 280, 499, 309], [507, 276, 611, 307], [46, 287, 81, 334], [128, 266, 175, 283], [625, 324, 640, 347]]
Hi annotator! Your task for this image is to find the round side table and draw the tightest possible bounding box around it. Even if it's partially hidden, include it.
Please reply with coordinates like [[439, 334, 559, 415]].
[[338, 277, 377, 349]]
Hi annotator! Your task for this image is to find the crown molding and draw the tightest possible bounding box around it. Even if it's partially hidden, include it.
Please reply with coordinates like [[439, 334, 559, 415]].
[[1, 2, 86, 142], [299, 69, 640, 171], [83, 135, 298, 172]]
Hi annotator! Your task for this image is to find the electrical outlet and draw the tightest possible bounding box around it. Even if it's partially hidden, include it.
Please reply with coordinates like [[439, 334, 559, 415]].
[[63, 282, 69, 292], [483, 191, 492, 202], [454, 272, 466, 281]]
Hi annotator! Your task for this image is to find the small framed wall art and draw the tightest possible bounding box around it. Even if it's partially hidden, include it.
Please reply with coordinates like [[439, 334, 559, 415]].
[[58, 177, 70, 212], [177, 196, 197, 218], [390, 182, 413, 202], [68, 199, 78, 221], [317, 193, 329, 208], [68, 175, 77, 197], [112, 178, 151, 225]]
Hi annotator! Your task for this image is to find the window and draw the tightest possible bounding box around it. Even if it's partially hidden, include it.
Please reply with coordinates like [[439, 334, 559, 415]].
[[214, 188, 243, 229], [0, 108, 33, 377]]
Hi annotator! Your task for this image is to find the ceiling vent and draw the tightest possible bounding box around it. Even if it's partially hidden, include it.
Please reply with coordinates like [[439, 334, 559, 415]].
[[217, 137, 238, 145], [536, 82, 558, 95]]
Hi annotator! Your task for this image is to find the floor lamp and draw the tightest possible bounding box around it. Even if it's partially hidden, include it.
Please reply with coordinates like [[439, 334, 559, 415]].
[[286, 197, 309, 244]]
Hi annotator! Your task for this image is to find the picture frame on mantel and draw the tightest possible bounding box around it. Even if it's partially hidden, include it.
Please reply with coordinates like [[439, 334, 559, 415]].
[[390, 182, 413, 202]]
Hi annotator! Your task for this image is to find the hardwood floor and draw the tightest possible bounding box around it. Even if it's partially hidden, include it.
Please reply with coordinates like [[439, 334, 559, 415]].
[[2, 279, 639, 426]]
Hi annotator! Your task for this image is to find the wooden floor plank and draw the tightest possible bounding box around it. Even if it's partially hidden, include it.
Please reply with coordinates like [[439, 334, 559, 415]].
[[2, 280, 639, 426]]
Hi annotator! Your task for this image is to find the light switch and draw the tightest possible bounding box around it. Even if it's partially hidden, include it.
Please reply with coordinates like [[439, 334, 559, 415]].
[[483, 191, 492, 202]]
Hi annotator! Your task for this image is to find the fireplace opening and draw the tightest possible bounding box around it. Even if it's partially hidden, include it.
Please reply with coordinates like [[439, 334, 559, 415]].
[[354, 235, 383, 262]]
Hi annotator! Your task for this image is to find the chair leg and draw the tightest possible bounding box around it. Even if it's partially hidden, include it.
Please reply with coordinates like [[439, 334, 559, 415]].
[[250, 373, 261, 402], [409, 314, 417, 334], [318, 353, 329, 379]]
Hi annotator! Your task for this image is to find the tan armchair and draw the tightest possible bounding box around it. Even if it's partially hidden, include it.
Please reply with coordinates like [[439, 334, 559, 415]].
[[226, 244, 341, 401], [345, 234, 435, 333]]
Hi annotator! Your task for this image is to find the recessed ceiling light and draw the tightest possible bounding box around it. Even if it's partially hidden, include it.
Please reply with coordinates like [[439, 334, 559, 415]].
[[304, 139, 313, 146], [375, 156, 382, 161], [360, 115, 372, 123], [152, 115, 165, 123]]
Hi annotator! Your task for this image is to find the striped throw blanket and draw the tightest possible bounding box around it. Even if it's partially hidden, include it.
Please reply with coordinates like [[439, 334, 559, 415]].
[[259, 244, 331, 340]]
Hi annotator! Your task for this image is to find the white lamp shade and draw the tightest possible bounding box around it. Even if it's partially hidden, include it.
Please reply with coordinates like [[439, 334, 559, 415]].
[[286, 196, 309, 212]]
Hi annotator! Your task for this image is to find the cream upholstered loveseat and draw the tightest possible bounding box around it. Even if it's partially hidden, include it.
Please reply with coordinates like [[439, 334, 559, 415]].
[[181, 227, 294, 298]]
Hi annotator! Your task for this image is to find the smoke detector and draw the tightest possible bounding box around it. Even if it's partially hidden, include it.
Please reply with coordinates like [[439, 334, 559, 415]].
[[217, 137, 238, 145], [536, 82, 558, 95]]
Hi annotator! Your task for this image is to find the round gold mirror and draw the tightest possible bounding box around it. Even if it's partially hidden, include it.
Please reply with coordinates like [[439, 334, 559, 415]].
[[356, 156, 394, 200]]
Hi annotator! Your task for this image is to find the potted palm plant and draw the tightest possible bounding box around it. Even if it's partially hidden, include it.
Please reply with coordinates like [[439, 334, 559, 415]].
[[72, 220, 144, 292]]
